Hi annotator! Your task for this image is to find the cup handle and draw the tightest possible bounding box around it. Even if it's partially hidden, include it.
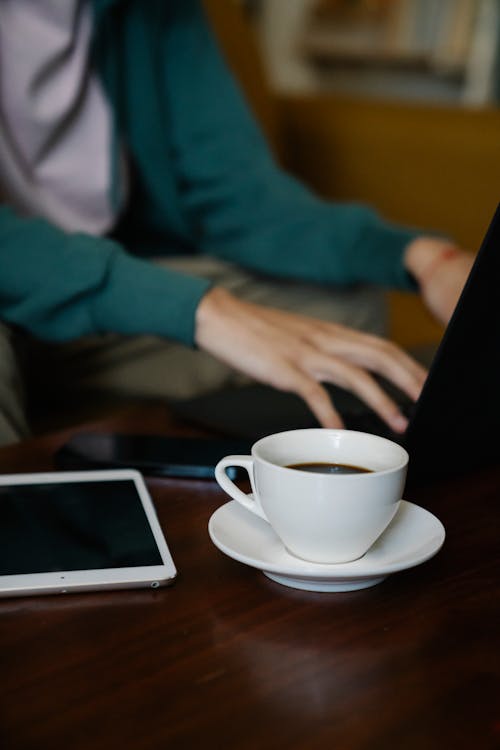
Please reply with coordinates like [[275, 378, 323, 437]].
[[215, 455, 268, 521]]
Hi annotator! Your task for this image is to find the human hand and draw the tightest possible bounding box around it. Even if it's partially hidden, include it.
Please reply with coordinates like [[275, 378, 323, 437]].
[[404, 237, 475, 325], [195, 287, 427, 432]]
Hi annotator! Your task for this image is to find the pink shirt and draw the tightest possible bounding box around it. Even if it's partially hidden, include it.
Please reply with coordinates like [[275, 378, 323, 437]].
[[0, 0, 127, 234]]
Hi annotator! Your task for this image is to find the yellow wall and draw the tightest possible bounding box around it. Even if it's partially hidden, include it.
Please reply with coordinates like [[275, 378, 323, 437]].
[[278, 95, 500, 251]]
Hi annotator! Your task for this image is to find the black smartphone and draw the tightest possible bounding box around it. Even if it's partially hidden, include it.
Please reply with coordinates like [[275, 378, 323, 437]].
[[54, 433, 252, 479]]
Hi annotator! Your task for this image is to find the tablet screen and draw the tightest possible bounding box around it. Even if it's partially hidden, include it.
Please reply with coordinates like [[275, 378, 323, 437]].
[[0, 480, 163, 575]]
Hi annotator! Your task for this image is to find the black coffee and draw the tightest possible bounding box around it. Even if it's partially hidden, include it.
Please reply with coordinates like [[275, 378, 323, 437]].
[[286, 462, 372, 475]]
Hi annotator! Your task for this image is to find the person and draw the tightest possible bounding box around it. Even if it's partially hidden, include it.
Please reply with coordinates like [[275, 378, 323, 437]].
[[0, 0, 473, 446]]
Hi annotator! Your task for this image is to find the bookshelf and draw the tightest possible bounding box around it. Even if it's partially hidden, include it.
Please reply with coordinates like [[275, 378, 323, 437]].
[[258, 0, 500, 107]]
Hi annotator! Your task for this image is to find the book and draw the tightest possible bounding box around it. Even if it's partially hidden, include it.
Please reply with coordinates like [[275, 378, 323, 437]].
[[295, 0, 499, 104], [463, 0, 500, 104]]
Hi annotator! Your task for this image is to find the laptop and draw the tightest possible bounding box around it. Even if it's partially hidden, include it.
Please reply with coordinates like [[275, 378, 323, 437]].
[[173, 203, 500, 487]]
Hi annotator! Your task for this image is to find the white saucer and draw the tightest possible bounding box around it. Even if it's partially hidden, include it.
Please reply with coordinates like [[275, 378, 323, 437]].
[[208, 498, 445, 592]]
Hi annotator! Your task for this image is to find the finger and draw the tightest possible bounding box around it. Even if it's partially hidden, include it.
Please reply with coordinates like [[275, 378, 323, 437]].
[[249, 305, 427, 400], [286, 370, 345, 429], [309, 355, 409, 433], [314, 328, 427, 401], [353, 339, 427, 401], [272, 311, 428, 398]]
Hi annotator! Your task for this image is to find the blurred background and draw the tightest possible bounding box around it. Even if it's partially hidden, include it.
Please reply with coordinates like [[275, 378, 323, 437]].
[[204, 0, 500, 349]]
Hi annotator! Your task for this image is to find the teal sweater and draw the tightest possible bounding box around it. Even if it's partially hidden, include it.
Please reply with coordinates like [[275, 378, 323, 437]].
[[0, 0, 416, 346]]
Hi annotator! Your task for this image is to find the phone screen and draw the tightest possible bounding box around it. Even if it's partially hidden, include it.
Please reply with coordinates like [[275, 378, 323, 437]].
[[56, 434, 252, 478]]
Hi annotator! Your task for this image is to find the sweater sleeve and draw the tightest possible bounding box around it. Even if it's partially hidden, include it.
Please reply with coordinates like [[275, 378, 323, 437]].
[[0, 206, 211, 344], [161, 0, 417, 290]]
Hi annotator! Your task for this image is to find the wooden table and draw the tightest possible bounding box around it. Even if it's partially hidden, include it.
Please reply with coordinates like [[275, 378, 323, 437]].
[[0, 406, 499, 749]]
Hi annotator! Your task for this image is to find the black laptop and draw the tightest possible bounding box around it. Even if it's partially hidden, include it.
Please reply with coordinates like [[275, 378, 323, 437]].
[[173, 204, 500, 486]]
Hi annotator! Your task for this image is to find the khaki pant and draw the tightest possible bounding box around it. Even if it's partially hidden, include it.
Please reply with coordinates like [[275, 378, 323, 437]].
[[1, 256, 387, 446]]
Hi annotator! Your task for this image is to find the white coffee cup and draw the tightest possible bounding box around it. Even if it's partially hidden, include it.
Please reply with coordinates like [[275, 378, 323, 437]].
[[215, 429, 408, 564]]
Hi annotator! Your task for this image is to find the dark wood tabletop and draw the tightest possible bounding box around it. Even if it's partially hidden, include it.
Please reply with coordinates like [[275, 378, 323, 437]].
[[0, 405, 499, 750]]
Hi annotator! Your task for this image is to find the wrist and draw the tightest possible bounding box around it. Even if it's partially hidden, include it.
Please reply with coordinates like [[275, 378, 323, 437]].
[[418, 245, 461, 287], [195, 286, 233, 346], [404, 237, 461, 288]]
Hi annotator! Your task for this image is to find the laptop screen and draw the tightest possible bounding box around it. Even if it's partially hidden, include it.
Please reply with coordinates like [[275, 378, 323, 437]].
[[404, 203, 500, 485]]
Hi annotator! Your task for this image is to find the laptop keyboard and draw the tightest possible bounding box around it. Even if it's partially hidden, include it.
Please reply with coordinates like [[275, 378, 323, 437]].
[[172, 380, 416, 443]]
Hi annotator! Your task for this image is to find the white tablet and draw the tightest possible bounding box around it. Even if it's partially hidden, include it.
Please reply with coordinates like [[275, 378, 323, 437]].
[[0, 469, 177, 598]]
